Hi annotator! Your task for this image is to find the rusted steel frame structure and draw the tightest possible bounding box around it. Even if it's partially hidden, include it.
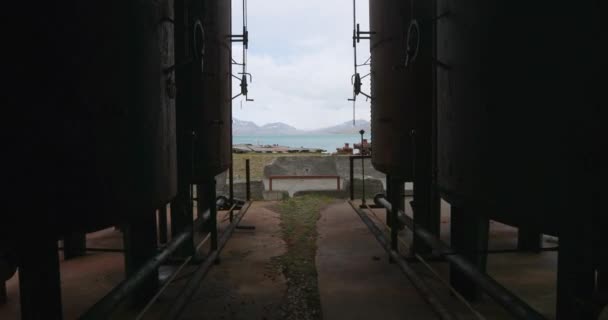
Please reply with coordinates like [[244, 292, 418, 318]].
[[348, 201, 456, 320], [164, 202, 252, 319], [374, 195, 547, 320], [268, 175, 342, 192]]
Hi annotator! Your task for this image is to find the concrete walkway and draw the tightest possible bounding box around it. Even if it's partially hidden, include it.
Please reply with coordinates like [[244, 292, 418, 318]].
[[0, 199, 576, 319], [171, 201, 288, 320], [316, 201, 438, 320]]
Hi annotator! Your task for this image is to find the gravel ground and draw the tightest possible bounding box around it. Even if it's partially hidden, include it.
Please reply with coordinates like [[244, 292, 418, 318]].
[[270, 195, 334, 320]]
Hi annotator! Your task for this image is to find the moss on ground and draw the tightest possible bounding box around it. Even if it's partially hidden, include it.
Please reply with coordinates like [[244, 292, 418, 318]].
[[272, 195, 333, 320]]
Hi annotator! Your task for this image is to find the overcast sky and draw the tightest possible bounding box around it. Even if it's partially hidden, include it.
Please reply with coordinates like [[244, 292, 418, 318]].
[[231, 0, 371, 130]]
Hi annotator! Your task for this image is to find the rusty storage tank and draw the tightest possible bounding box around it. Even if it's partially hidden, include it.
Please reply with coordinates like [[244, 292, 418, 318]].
[[369, 0, 415, 179], [3, 1, 177, 248], [192, 0, 233, 179], [435, 0, 599, 234]]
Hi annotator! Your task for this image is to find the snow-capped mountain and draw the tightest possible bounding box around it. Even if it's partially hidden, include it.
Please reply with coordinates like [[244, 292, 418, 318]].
[[233, 118, 370, 136], [233, 118, 301, 135], [310, 119, 371, 134]]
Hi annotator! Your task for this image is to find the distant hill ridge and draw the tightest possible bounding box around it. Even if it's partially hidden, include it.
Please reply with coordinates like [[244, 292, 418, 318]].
[[233, 118, 370, 135]]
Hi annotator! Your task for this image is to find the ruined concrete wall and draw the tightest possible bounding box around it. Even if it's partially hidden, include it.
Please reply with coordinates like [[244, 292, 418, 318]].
[[220, 181, 264, 201]]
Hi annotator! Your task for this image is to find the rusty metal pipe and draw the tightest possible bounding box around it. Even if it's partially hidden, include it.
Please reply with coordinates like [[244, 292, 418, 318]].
[[374, 195, 546, 320], [80, 211, 211, 320], [245, 159, 251, 201], [164, 202, 252, 319], [348, 201, 456, 320]]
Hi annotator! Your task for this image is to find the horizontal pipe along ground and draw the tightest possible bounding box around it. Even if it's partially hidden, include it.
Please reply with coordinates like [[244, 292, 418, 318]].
[[374, 195, 546, 320], [348, 201, 456, 320], [164, 201, 252, 319], [80, 211, 212, 320]]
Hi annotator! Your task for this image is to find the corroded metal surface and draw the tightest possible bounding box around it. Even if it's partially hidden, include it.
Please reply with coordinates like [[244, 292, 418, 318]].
[[369, 0, 412, 178], [193, 0, 233, 178], [435, 0, 599, 234], [369, 0, 433, 181], [4, 0, 178, 246]]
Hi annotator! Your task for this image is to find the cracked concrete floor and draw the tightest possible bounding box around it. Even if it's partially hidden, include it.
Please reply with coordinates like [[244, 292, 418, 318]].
[[1, 199, 596, 320]]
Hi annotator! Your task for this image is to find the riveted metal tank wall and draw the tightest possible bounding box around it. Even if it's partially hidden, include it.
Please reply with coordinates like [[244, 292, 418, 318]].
[[435, 0, 598, 234], [4, 0, 177, 245], [192, 0, 232, 179], [369, 0, 414, 179]]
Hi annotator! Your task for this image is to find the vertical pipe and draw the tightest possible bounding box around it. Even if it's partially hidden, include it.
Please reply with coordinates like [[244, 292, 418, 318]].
[[229, 165, 235, 222], [385, 174, 391, 225], [196, 184, 207, 231], [361, 156, 366, 204], [123, 211, 159, 306], [517, 227, 542, 253], [430, 0, 441, 237], [556, 224, 596, 319], [245, 159, 251, 201], [411, 0, 440, 255], [411, 125, 436, 256], [556, 157, 597, 320], [0, 281, 6, 304], [195, 184, 202, 218], [449, 206, 489, 301], [388, 177, 402, 257], [158, 205, 168, 244], [599, 269, 607, 295], [209, 178, 219, 252], [170, 194, 195, 256], [599, 226, 608, 295], [172, 0, 195, 258], [350, 157, 355, 200], [229, 160, 235, 199], [595, 186, 606, 298], [63, 232, 86, 260], [19, 239, 63, 320]]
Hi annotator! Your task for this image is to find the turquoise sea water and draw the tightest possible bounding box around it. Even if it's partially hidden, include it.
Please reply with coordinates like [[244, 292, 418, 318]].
[[233, 133, 371, 153]]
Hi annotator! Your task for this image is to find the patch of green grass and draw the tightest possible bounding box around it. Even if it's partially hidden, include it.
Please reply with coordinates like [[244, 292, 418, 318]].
[[272, 195, 334, 320]]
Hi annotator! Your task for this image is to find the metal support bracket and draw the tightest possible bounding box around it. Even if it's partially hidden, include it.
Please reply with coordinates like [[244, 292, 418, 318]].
[[353, 23, 375, 46], [229, 26, 249, 49]]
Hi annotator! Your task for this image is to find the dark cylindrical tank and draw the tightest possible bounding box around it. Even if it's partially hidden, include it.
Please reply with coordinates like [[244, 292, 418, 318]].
[[4, 0, 177, 247], [436, 0, 599, 234], [192, 0, 232, 179], [369, 0, 414, 179]]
